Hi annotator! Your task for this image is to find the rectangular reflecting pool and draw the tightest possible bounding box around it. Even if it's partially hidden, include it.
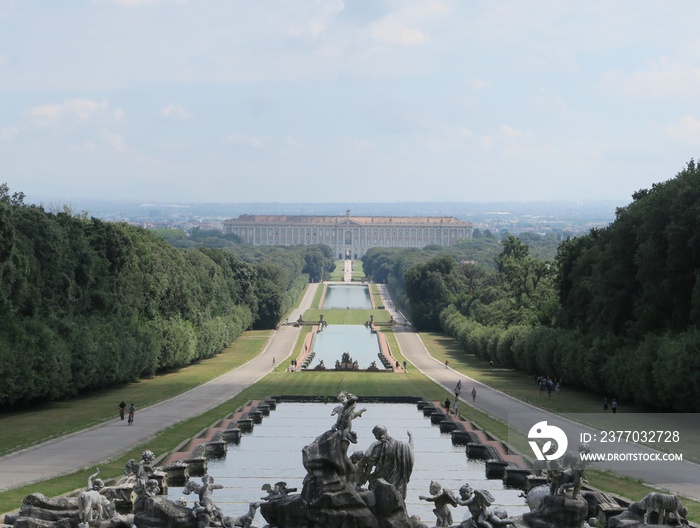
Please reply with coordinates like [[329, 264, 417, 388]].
[[309, 325, 381, 369], [323, 284, 372, 309], [167, 402, 528, 523]]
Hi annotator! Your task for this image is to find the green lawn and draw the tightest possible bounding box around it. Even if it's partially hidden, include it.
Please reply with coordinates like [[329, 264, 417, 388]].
[[303, 308, 392, 325], [329, 260, 346, 281]]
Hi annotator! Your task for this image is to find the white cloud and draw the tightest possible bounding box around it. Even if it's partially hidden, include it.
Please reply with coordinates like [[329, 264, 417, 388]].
[[27, 99, 124, 128], [463, 79, 493, 91], [370, 17, 428, 46], [285, 137, 307, 150], [101, 129, 129, 153], [530, 95, 571, 116], [664, 115, 700, 143], [228, 132, 266, 149], [349, 138, 375, 151], [499, 125, 524, 140], [0, 126, 19, 141], [160, 103, 192, 120], [285, 0, 344, 39], [600, 58, 700, 100]]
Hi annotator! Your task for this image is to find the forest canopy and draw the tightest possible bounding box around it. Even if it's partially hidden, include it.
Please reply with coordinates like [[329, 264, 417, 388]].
[[362, 161, 700, 411], [0, 184, 333, 408]]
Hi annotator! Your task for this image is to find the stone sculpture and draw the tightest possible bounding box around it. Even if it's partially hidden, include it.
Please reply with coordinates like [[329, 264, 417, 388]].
[[260, 482, 297, 501], [182, 475, 224, 528], [458, 488, 514, 528], [258, 391, 423, 528], [124, 450, 158, 513], [4, 406, 690, 528], [418, 480, 457, 527], [78, 468, 115, 525], [330, 389, 367, 446], [221, 502, 260, 528], [357, 425, 414, 499], [520, 444, 592, 528], [608, 492, 689, 527]]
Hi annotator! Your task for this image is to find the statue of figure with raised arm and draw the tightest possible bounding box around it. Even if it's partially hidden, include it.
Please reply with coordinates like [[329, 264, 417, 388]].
[[331, 390, 366, 444]]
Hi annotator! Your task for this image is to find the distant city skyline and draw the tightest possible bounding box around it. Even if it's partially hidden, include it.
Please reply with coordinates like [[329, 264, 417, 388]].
[[2, 1, 698, 204]]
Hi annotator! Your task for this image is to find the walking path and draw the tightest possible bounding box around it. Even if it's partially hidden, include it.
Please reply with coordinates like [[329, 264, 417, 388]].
[[1, 278, 698, 504]]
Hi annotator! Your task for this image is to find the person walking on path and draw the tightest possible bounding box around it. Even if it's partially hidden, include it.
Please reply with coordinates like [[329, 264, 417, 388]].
[[603, 398, 609, 413], [118, 401, 126, 421], [611, 399, 618, 414], [403, 360, 407, 371], [128, 403, 135, 425], [452, 400, 459, 415], [444, 360, 449, 369], [471, 387, 477, 402], [454, 379, 462, 399], [443, 398, 451, 413]]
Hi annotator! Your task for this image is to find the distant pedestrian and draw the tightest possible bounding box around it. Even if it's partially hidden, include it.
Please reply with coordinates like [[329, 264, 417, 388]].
[[403, 360, 407, 371], [445, 360, 449, 369], [490, 360, 493, 369], [118, 400, 126, 421], [603, 398, 608, 413], [128, 403, 135, 425], [272, 357, 276, 366], [471, 387, 477, 402], [454, 380, 462, 399], [452, 400, 459, 415], [443, 398, 451, 412], [611, 399, 618, 414]]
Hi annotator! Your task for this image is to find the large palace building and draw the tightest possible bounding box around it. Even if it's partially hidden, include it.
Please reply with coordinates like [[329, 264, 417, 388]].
[[223, 210, 473, 259]]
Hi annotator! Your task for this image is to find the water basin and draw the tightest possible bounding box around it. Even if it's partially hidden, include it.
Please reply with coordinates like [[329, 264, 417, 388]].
[[166, 402, 528, 523], [323, 284, 372, 309], [309, 325, 381, 369]]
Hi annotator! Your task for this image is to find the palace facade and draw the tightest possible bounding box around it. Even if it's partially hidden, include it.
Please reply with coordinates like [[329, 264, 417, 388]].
[[223, 210, 473, 258]]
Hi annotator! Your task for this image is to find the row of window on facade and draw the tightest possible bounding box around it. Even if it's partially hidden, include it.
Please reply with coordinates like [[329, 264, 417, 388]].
[[232, 227, 464, 237]]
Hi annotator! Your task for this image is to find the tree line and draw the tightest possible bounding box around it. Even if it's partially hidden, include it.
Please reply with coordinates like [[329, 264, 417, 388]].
[[0, 185, 334, 408], [363, 161, 700, 411]]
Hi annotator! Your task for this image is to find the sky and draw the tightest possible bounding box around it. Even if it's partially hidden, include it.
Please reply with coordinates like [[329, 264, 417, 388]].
[[1, 0, 699, 205]]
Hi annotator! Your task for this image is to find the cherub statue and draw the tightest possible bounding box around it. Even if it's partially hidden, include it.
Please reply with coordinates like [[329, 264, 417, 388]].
[[261, 481, 297, 501], [419, 480, 457, 527], [462, 489, 514, 528], [183, 474, 224, 527]]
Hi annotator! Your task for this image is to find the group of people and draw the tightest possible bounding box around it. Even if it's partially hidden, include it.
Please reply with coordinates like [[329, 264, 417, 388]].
[[536, 376, 560, 398], [603, 397, 618, 413], [118, 401, 136, 425], [442, 380, 479, 416]]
